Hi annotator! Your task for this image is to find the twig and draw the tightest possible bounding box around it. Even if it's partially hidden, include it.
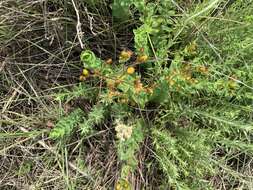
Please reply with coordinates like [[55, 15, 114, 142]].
[[71, 0, 84, 49], [84, 7, 96, 36]]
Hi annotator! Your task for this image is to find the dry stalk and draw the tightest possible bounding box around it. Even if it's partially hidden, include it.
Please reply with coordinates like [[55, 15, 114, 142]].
[[71, 0, 85, 49]]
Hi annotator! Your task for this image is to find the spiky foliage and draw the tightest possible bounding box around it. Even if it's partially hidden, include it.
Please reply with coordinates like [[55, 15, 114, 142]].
[[51, 0, 253, 189], [49, 109, 84, 139], [80, 104, 106, 136], [152, 128, 214, 189]]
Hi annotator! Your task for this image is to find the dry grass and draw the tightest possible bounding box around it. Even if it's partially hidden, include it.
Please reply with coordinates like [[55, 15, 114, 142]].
[[0, 0, 140, 188]]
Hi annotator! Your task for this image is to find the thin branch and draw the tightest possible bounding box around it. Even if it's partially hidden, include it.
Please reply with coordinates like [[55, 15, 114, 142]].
[[71, 0, 84, 49]]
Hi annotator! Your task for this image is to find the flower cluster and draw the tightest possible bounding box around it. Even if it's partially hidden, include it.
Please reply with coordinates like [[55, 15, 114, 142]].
[[115, 120, 133, 141]]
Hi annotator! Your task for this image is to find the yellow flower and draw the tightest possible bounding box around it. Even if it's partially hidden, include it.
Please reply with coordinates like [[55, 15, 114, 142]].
[[105, 58, 113, 65], [115, 79, 123, 85], [108, 90, 121, 98], [123, 183, 129, 188], [115, 180, 130, 190], [134, 79, 143, 93], [82, 69, 89, 77], [115, 183, 121, 190], [79, 75, 86, 81], [127, 67, 135, 74], [121, 50, 133, 58], [137, 55, 148, 63], [119, 50, 133, 62], [107, 79, 115, 89], [185, 76, 192, 81], [197, 66, 208, 74], [145, 87, 154, 94]]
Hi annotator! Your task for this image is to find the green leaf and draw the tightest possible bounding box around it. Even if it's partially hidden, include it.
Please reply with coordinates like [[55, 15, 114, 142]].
[[80, 50, 102, 69]]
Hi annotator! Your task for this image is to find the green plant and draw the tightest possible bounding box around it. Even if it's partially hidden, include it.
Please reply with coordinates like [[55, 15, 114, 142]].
[[116, 119, 144, 178], [112, 0, 145, 21], [49, 0, 253, 189], [49, 109, 84, 139], [80, 104, 105, 135], [152, 127, 214, 189]]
